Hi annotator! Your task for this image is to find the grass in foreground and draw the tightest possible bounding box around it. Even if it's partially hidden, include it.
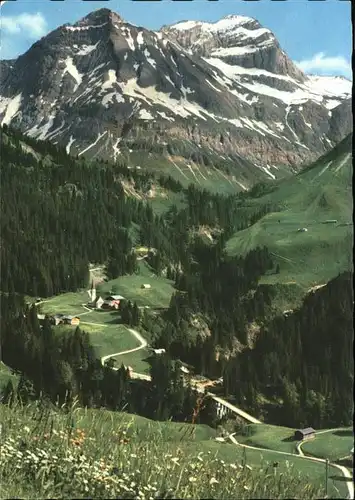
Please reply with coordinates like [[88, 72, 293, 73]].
[[0, 400, 330, 499], [0, 362, 19, 390]]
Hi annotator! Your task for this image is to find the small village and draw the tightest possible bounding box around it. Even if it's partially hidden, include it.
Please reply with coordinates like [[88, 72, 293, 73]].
[[36, 280, 152, 327]]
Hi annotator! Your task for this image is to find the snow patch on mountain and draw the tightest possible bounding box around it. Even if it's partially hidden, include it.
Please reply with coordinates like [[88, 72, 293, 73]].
[[206, 79, 221, 93], [0, 93, 22, 125], [139, 109, 154, 120], [78, 130, 108, 156], [112, 137, 121, 161], [102, 91, 124, 107], [46, 120, 67, 140], [121, 26, 135, 51], [65, 22, 108, 32], [169, 15, 256, 35], [324, 100, 341, 110], [211, 46, 265, 58], [76, 43, 99, 56], [262, 165, 276, 179], [27, 116, 56, 141], [120, 78, 218, 122], [232, 26, 271, 40], [170, 21, 201, 31], [157, 111, 175, 122], [62, 57, 82, 92], [305, 75, 352, 98], [144, 49, 157, 69], [102, 69, 118, 90], [66, 135, 76, 154], [136, 31, 144, 47], [205, 59, 295, 82]]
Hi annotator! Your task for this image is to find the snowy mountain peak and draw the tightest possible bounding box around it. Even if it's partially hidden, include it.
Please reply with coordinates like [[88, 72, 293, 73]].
[[167, 20, 202, 31], [66, 8, 124, 30], [0, 9, 352, 179], [168, 15, 256, 33], [162, 15, 300, 80], [305, 75, 352, 98], [209, 14, 259, 31]]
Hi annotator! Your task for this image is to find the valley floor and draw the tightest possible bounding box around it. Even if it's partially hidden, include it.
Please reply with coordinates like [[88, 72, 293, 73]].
[[25, 270, 354, 499]]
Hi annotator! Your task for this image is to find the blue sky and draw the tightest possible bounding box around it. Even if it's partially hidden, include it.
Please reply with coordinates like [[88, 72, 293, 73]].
[[0, 0, 352, 78]]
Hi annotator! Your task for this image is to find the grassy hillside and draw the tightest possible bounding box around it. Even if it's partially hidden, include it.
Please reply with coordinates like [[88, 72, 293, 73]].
[[34, 260, 175, 373], [97, 261, 175, 310], [226, 134, 353, 296], [57, 323, 140, 359], [0, 401, 342, 499], [301, 428, 353, 462], [235, 423, 299, 454], [40, 296, 151, 372]]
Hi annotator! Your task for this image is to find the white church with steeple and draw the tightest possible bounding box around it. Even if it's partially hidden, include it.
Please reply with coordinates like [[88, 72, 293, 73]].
[[87, 280, 104, 309]]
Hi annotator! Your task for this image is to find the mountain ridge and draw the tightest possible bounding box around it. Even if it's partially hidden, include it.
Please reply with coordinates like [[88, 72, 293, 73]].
[[0, 8, 352, 188]]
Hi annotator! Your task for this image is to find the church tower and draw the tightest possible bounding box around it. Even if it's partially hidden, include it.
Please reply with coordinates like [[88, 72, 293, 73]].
[[87, 279, 96, 304]]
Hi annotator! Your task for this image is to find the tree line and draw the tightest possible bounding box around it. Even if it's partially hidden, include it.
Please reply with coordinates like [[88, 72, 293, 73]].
[[2, 124, 352, 429], [0, 292, 218, 426]]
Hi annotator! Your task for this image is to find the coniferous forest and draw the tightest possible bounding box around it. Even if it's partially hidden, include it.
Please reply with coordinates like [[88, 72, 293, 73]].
[[0, 124, 353, 429]]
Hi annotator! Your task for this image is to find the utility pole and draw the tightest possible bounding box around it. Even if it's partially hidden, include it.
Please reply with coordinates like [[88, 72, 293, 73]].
[[325, 459, 329, 497], [242, 447, 246, 468]]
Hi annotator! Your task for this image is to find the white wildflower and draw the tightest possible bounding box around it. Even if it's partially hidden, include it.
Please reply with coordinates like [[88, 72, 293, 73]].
[[209, 477, 219, 485]]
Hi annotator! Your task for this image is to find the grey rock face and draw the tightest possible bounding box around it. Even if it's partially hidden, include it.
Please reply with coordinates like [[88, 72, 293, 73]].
[[0, 8, 352, 182]]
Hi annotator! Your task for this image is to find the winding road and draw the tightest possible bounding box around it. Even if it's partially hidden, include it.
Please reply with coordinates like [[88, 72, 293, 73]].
[[34, 294, 353, 497], [100, 327, 148, 369], [229, 432, 353, 499]]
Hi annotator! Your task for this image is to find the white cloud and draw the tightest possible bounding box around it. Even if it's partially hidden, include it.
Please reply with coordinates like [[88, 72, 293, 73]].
[[1, 12, 48, 39], [296, 52, 352, 79]]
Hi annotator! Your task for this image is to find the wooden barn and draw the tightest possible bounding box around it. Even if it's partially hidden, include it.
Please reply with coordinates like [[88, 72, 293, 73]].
[[294, 427, 315, 441], [62, 315, 80, 326]]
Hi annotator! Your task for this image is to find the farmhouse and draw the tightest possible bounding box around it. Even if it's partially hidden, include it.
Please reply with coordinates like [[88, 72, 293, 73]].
[[294, 427, 315, 441], [62, 315, 80, 326], [103, 295, 125, 310], [51, 314, 65, 326], [141, 284, 151, 289]]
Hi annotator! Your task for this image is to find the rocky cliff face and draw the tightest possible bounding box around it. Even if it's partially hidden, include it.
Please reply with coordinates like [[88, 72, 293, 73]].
[[0, 8, 352, 187]]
